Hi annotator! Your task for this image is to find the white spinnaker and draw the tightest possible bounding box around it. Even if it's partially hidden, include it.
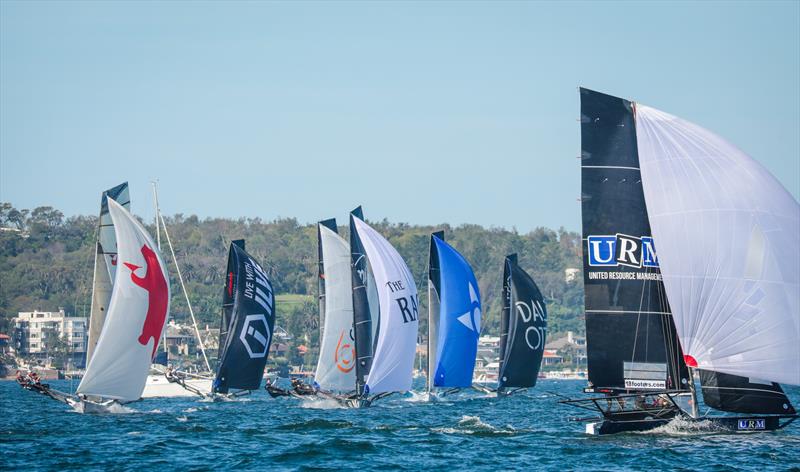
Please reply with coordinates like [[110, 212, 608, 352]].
[[352, 217, 419, 394], [314, 226, 356, 391], [78, 199, 171, 401], [636, 104, 800, 386], [87, 186, 130, 363]]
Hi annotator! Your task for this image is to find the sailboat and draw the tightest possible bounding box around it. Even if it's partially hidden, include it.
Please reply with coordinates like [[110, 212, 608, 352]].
[[141, 182, 213, 398], [347, 206, 419, 407], [476, 254, 547, 396], [426, 231, 481, 398], [561, 87, 798, 434], [168, 239, 276, 399], [497, 254, 547, 395], [65, 189, 170, 413], [210, 239, 276, 397]]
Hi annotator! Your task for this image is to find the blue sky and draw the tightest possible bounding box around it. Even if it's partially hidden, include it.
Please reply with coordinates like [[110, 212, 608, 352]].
[[1, 1, 798, 232]]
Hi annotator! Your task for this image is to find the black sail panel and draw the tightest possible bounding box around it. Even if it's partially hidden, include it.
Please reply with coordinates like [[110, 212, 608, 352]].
[[699, 370, 796, 415], [498, 255, 514, 384], [498, 255, 547, 390], [349, 207, 373, 396], [213, 241, 275, 393], [580, 88, 689, 393]]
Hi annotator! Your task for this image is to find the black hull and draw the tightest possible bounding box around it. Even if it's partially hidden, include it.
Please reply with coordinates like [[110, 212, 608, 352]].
[[588, 417, 674, 435], [702, 415, 797, 433], [588, 413, 797, 435]]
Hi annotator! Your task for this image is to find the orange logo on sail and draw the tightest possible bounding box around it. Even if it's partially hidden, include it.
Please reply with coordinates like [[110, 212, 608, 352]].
[[335, 331, 355, 373]]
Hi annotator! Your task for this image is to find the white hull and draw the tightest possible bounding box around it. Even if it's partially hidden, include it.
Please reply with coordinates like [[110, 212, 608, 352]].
[[141, 374, 212, 398], [66, 397, 120, 414]]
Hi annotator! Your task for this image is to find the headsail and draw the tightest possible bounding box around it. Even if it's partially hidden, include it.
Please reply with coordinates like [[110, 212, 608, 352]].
[[77, 198, 170, 401], [314, 220, 356, 392], [580, 88, 689, 393], [498, 255, 546, 390], [636, 104, 800, 387], [350, 212, 419, 395], [214, 240, 275, 393], [87, 182, 130, 364], [428, 232, 481, 388]]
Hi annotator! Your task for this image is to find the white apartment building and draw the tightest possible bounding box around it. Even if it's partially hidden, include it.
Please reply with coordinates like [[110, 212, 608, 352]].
[[13, 309, 88, 367]]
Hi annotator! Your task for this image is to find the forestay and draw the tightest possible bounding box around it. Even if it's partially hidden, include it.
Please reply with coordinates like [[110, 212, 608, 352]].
[[352, 216, 419, 395], [636, 104, 800, 386], [78, 198, 170, 402], [314, 223, 356, 391]]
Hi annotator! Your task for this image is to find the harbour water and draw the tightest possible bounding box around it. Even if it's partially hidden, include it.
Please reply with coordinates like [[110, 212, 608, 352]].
[[2, 380, 798, 471]]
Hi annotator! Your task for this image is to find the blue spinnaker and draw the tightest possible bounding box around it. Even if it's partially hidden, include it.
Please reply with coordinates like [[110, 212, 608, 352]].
[[432, 236, 481, 388]]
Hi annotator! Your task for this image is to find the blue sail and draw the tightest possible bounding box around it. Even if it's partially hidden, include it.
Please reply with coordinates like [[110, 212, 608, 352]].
[[431, 235, 481, 388]]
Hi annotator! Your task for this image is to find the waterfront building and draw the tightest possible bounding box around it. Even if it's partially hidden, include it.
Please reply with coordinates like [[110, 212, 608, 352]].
[[12, 309, 87, 368]]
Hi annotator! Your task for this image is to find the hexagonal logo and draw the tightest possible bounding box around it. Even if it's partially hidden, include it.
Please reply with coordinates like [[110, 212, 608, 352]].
[[239, 314, 271, 358]]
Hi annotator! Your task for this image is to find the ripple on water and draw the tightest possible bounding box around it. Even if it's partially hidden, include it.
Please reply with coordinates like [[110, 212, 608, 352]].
[[2, 380, 799, 471]]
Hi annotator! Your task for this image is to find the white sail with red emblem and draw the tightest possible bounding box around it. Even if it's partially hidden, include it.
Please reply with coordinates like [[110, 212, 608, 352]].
[[77, 198, 171, 402]]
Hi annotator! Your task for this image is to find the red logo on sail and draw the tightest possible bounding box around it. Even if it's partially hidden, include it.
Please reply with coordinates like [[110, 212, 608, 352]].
[[124, 244, 168, 359], [335, 331, 355, 373]]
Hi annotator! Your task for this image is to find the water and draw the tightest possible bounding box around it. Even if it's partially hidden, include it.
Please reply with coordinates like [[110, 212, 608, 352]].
[[2, 380, 798, 471]]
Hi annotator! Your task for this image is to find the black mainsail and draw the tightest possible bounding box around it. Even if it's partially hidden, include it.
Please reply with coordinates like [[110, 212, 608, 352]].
[[579, 88, 688, 394], [497, 254, 547, 392], [214, 240, 276, 394], [349, 206, 374, 398]]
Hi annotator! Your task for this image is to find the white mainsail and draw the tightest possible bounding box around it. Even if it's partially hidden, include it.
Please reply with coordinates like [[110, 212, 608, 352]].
[[352, 216, 419, 394], [78, 198, 171, 401], [314, 225, 356, 391], [636, 104, 800, 386], [87, 184, 130, 363]]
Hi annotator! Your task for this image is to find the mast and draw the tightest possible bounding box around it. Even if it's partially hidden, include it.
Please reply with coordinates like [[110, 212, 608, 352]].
[[349, 206, 372, 397], [497, 254, 514, 393], [151, 181, 168, 356], [426, 231, 444, 393]]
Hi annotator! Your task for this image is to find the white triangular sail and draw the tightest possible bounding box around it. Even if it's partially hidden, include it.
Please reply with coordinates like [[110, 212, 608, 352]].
[[87, 184, 130, 363], [352, 217, 419, 394], [314, 225, 356, 391], [636, 104, 800, 386], [78, 198, 171, 401]]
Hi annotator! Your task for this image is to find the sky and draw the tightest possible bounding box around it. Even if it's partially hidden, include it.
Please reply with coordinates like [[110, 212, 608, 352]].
[[1, 1, 798, 232]]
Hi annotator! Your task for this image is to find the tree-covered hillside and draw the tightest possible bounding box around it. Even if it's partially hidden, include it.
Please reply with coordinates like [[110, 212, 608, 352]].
[[0, 202, 585, 342]]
